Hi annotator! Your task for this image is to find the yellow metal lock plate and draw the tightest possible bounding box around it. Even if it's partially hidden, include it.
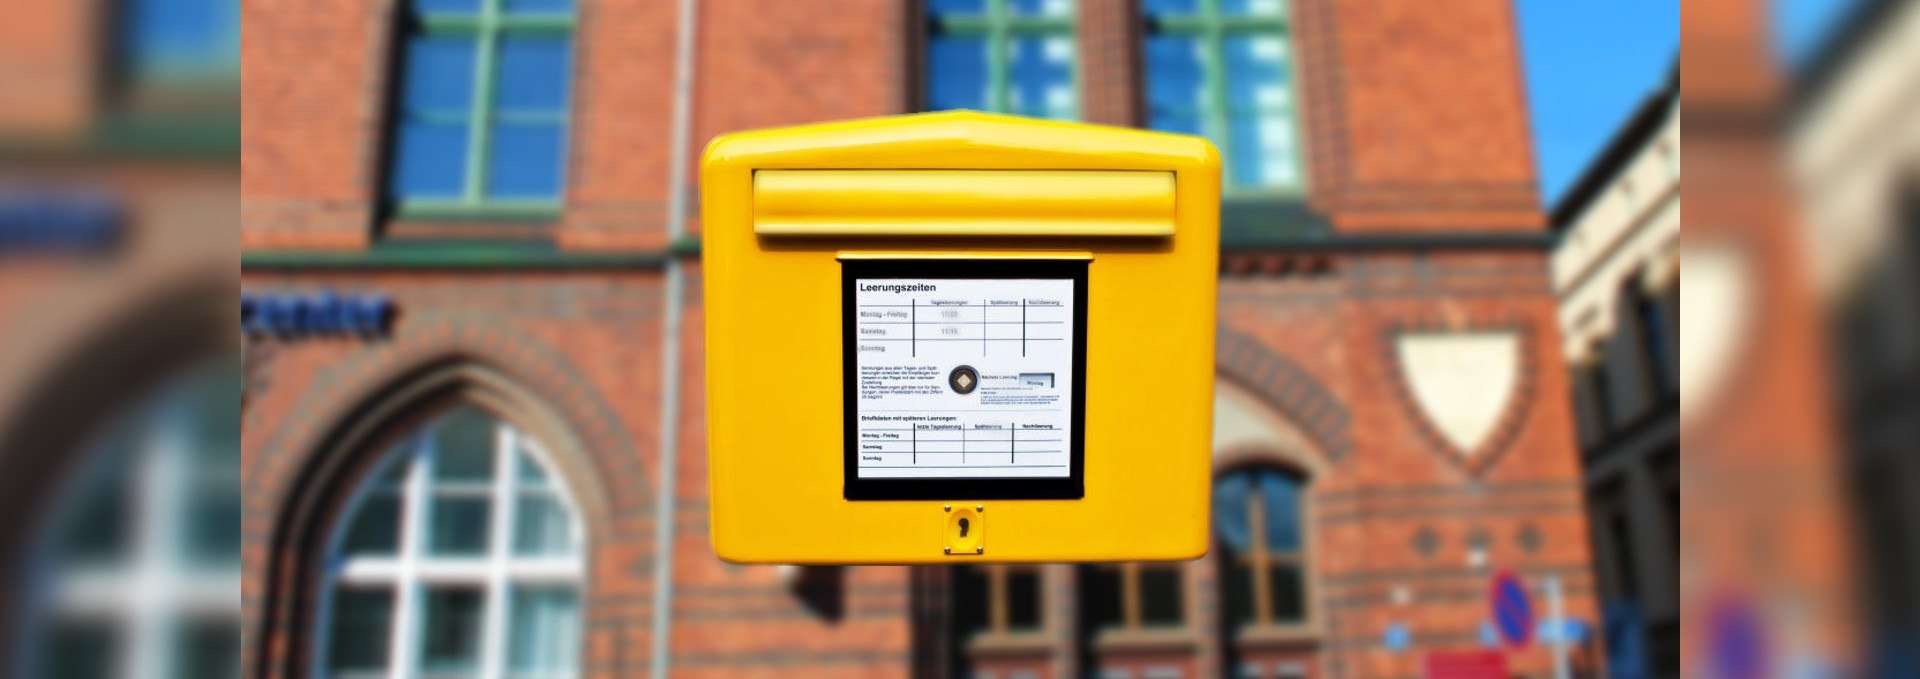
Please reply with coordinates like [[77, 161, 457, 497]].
[[945, 505, 984, 556], [702, 111, 1220, 564]]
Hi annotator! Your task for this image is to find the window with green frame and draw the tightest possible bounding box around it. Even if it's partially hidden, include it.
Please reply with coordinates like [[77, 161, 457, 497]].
[[388, 0, 576, 218], [1142, 0, 1304, 192], [924, 0, 1079, 120], [119, 0, 240, 85]]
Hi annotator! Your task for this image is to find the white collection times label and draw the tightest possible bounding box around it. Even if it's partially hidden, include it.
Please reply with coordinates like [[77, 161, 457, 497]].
[[851, 277, 1076, 479]]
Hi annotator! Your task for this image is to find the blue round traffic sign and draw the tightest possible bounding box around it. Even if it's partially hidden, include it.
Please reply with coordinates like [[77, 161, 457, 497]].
[[1490, 570, 1534, 649], [1709, 595, 1766, 679]]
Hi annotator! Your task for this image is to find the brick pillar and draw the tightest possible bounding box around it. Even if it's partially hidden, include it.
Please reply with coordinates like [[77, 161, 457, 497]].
[[1311, 2, 1599, 677], [911, 566, 956, 679], [1079, 0, 1141, 127], [1315, 0, 1540, 232], [1678, 0, 1858, 674], [558, 0, 677, 250], [0, 0, 100, 138], [240, 0, 393, 250], [1049, 563, 1081, 679]]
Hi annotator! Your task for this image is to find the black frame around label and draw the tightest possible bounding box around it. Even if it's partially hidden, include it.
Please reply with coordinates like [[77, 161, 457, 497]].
[[841, 259, 1089, 501]]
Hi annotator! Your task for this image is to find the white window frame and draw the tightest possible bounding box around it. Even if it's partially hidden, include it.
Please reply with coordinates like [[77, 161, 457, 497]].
[[10, 360, 244, 679], [309, 409, 587, 679]]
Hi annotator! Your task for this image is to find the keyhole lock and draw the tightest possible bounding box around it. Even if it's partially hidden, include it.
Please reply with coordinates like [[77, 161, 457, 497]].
[[943, 504, 984, 555]]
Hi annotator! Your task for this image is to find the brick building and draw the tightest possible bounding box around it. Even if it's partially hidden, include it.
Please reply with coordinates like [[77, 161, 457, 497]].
[[237, 1, 1600, 679]]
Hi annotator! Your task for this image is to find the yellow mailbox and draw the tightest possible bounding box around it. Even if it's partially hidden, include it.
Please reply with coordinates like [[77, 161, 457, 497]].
[[702, 111, 1219, 563]]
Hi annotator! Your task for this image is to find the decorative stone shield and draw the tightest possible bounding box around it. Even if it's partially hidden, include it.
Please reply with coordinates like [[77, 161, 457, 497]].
[[1391, 328, 1532, 473], [1678, 244, 1749, 424]]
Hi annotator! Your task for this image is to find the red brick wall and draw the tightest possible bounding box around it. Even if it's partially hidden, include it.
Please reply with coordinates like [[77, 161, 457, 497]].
[[558, 0, 679, 250], [1204, 251, 1597, 679], [678, 0, 909, 245], [1319, 251, 1598, 679], [0, 0, 99, 137], [1309, 0, 1542, 232], [1678, 0, 1857, 671], [1079, 0, 1142, 127], [240, 0, 392, 249]]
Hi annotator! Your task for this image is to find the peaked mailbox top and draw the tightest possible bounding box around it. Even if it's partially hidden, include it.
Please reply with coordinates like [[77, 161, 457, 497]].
[[703, 109, 1220, 172]]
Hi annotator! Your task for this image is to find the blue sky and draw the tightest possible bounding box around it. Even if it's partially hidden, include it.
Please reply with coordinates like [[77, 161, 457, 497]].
[[1516, 0, 1857, 206], [1515, 0, 1676, 206], [1772, 0, 1861, 67]]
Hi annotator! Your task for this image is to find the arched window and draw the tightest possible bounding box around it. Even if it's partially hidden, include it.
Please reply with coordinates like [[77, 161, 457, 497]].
[[13, 357, 242, 679], [315, 405, 584, 679], [1214, 465, 1307, 629]]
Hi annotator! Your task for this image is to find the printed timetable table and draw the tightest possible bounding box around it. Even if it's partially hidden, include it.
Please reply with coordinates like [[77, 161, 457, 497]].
[[855, 422, 1067, 477], [849, 276, 1079, 481], [850, 297, 1071, 358]]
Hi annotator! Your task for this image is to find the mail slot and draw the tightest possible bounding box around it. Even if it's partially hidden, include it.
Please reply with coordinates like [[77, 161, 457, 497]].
[[702, 111, 1219, 564], [753, 170, 1177, 237]]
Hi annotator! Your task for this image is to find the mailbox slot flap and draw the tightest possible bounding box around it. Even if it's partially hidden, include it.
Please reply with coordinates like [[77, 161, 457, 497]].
[[753, 169, 1175, 237]]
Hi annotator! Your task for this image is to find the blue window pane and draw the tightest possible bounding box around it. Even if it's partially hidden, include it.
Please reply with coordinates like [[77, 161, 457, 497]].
[[928, 0, 986, 14], [504, 0, 574, 13], [401, 36, 477, 114], [1220, 33, 1299, 189], [392, 120, 470, 199], [495, 36, 573, 114], [1007, 0, 1072, 17], [927, 35, 990, 111], [431, 407, 496, 482], [487, 122, 566, 198], [1213, 468, 1306, 554], [1212, 472, 1254, 553], [1220, 0, 1286, 16], [1140, 0, 1198, 15], [1255, 469, 1302, 552], [1227, 112, 1300, 189], [1144, 34, 1205, 123], [327, 588, 393, 672], [1223, 35, 1290, 110], [509, 587, 581, 674], [1007, 36, 1075, 119], [412, 0, 480, 15], [1150, 111, 1204, 137], [123, 0, 238, 74]]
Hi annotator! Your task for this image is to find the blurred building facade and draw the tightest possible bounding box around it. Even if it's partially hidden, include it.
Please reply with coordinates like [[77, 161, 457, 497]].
[[237, 2, 1599, 679], [1548, 74, 1679, 679], [1790, 0, 1920, 670], [0, 0, 240, 677]]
